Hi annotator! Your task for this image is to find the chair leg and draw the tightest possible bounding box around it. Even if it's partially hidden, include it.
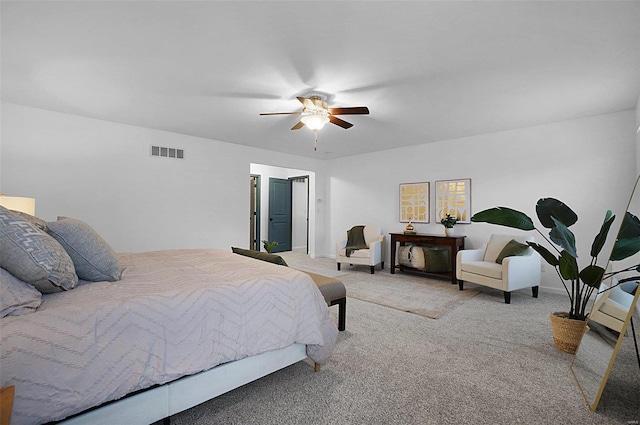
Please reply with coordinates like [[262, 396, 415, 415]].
[[458, 280, 464, 291], [532, 286, 539, 298], [503, 291, 511, 304], [330, 297, 346, 331], [381, 261, 384, 270], [370, 266, 375, 274], [337, 263, 341, 271], [337, 298, 346, 331]]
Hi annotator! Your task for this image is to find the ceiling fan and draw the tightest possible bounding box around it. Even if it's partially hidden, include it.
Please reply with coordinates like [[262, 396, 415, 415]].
[[260, 94, 370, 150]]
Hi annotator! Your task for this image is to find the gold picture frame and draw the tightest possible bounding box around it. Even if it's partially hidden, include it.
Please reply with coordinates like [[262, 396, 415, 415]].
[[399, 182, 430, 223], [435, 178, 471, 223]]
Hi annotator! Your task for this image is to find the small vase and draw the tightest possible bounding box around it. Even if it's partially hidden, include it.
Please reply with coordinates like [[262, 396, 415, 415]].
[[444, 227, 454, 237]]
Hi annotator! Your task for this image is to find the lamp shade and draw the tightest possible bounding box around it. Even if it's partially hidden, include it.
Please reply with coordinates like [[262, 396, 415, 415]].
[[301, 114, 329, 131], [0, 196, 36, 216]]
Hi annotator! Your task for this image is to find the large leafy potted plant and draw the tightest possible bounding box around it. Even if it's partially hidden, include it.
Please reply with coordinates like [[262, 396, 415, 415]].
[[471, 198, 640, 353]]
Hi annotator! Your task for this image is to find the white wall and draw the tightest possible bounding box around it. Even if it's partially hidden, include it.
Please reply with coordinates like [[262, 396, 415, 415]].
[[636, 94, 640, 171], [325, 110, 637, 293], [2, 103, 637, 294], [0, 103, 326, 254]]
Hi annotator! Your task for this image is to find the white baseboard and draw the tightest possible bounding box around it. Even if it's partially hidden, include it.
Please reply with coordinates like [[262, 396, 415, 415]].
[[540, 286, 640, 319], [537, 286, 567, 296]]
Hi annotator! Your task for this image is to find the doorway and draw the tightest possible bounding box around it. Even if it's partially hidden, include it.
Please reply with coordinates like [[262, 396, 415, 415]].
[[249, 163, 316, 257], [268, 178, 292, 253]]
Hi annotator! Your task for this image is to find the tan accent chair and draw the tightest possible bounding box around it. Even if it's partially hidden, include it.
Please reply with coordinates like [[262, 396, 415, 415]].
[[336, 225, 385, 274], [456, 234, 541, 303]]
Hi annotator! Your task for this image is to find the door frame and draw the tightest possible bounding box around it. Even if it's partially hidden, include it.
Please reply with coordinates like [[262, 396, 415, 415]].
[[289, 175, 310, 254], [250, 174, 261, 251]]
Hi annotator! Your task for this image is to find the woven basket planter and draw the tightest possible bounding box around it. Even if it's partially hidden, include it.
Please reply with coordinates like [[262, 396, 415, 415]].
[[550, 312, 587, 354]]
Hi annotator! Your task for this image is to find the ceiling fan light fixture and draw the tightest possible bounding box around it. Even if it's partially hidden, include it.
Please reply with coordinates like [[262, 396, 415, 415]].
[[301, 114, 329, 131]]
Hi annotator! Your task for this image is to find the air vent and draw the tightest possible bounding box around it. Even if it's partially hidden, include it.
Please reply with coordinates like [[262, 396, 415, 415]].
[[150, 145, 184, 159]]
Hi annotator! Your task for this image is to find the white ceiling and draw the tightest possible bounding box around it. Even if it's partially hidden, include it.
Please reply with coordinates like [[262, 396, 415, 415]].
[[2, 1, 639, 159]]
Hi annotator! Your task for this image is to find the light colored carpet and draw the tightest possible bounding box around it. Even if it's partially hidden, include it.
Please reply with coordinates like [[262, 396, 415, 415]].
[[169, 286, 640, 424], [279, 250, 480, 319]]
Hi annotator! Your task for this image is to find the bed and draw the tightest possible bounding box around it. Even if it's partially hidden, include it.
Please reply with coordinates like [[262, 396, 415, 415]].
[[0, 209, 338, 425]]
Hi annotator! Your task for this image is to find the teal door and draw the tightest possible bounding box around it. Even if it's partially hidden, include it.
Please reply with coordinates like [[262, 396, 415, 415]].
[[268, 178, 292, 253]]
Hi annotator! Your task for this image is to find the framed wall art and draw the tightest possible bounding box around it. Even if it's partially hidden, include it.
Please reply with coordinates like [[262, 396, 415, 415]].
[[399, 182, 429, 223], [435, 178, 471, 223]]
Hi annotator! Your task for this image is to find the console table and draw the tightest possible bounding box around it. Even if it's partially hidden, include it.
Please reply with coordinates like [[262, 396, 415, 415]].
[[389, 233, 465, 285]]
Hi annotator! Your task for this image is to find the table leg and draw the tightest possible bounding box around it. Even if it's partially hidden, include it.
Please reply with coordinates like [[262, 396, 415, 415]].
[[390, 240, 396, 274], [450, 245, 457, 285]]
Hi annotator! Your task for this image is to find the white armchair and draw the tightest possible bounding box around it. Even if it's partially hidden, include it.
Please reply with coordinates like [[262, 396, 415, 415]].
[[456, 233, 541, 304], [336, 225, 385, 274]]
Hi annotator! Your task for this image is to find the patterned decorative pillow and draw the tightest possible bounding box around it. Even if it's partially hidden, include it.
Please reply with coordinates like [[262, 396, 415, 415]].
[[9, 210, 48, 231], [47, 218, 122, 282], [0, 268, 42, 318], [0, 206, 78, 293]]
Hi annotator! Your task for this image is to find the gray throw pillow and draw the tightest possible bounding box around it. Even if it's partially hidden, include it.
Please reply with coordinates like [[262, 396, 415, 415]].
[[0, 268, 42, 318], [231, 247, 288, 266], [495, 239, 530, 264], [0, 206, 78, 293], [47, 218, 122, 282]]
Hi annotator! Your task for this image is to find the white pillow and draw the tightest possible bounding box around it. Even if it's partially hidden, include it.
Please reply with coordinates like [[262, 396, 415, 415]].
[[484, 234, 517, 263]]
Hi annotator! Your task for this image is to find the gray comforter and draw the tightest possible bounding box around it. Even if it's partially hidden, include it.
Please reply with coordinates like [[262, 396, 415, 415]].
[[0, 249, 338, 425]]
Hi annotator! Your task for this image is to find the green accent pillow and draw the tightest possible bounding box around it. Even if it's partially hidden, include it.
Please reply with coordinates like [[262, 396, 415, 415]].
[[231, 247, 288, 266], [422, 247, 450, 272], [495, 239, 530, 264]]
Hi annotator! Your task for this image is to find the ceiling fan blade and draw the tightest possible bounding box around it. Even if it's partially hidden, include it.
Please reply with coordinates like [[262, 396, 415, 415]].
[[291, 121, 305, 130], [329, 115, 353, 129], [329, 106, 369, 115], [259, 112, 301, 116]]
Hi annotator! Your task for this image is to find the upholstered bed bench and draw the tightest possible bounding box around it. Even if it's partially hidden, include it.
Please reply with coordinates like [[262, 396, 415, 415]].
[[232, 248, 346, 331], [302, 271, 346, 331]]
